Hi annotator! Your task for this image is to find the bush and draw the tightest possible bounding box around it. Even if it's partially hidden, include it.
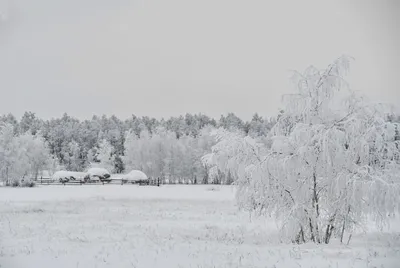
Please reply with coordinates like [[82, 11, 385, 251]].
[[21, 180, 36, 188], [8, 179, 36, 188], [11, 180, 20, 187]]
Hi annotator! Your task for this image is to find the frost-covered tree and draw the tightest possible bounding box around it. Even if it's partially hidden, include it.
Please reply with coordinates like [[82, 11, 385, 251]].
[[1, 111, 257, 174], [18, 133, 52, 180], [0, 123, 21, 184], [122, 125, 217, 183], [87, 148, 97, 164], [219, 113, 245, 132], [0, 114, 19, 134], [203, 56, 400, 244], [123, 129, 148, 173], [0, 123, 52, 185], [20, 111, 42, 135], [96, 139, 115, 173], [247, 113, 273, 137], [65, 140, 82, 171], [48, 155, 62, 176], [147, 127, 169, 178]]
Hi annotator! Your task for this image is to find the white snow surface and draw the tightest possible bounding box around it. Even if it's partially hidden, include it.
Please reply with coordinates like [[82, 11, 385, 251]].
[[0, 185, 399, 268], [123, 170, 148, 181]]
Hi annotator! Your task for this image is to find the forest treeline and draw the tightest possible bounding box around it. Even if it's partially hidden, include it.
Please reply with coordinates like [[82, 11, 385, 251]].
[[0, 112, 278, 184]]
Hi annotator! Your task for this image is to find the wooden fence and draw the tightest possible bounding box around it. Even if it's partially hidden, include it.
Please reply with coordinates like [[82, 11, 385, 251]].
[[36, 177, 228, 186]]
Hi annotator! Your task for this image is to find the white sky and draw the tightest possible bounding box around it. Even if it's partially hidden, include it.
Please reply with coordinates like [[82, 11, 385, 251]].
[[0, 0, 399, 121]]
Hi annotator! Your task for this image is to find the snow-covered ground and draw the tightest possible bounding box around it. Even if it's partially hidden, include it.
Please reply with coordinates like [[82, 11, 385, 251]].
[[0, 185, 399, 268]]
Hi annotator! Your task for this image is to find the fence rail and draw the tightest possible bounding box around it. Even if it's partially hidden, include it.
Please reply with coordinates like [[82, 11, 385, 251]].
[[36, 177, 228, 186]]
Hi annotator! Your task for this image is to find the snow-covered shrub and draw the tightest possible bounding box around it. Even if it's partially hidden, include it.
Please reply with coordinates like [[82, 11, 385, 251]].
[[203, 56, 400, 244], [0, 123, 52, 186], [20, 180, 36, 188], [7, 179, 35, 188], [10, 180, 20, 187]]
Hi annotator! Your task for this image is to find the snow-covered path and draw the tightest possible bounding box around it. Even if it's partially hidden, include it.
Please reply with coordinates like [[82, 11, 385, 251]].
[[0, 185, 399, 268]]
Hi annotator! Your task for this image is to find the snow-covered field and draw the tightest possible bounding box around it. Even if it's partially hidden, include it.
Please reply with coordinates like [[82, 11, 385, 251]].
[[0, 185, 399, 268]]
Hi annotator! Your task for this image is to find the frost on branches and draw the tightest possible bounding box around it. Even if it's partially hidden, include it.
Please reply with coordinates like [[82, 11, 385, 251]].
[[0, 123, 53, 185], [203, 56, 400, 244]]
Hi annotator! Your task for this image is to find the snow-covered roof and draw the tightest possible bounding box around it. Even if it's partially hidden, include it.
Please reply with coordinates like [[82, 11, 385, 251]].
[[86, 168, 110, 177], [52, 171, 87, 180], [123, 170, 148, 181]]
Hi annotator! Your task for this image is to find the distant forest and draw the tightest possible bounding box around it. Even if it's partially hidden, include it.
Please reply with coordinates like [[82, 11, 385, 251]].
[[0, 112, 280, 184]]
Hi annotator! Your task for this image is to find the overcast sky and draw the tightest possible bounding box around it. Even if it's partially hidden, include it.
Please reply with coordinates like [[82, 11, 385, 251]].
[[0, 0, 399, 121]]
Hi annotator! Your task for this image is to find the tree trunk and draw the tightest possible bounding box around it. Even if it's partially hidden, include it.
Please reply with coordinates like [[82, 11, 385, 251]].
[[340, 206, 351, 243], [315, 223, 321, 244], [324, 224, 334, 244], [203, 170, 208, 184], [324, 213, 336, 244], [5, 166, 9, 186], [309, 217, 315, 243], [295, 226, 305, 244], [312, 172, 321, 243], [340, 220, 345, 244], [347, 234, 352, 245]]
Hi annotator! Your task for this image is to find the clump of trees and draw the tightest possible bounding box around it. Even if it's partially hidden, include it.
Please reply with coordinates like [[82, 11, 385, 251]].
[[0, 109, 276, 185], [123, 126, 216, 184], [203, 56, 400, 244], [0, 123, 54, 186]]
